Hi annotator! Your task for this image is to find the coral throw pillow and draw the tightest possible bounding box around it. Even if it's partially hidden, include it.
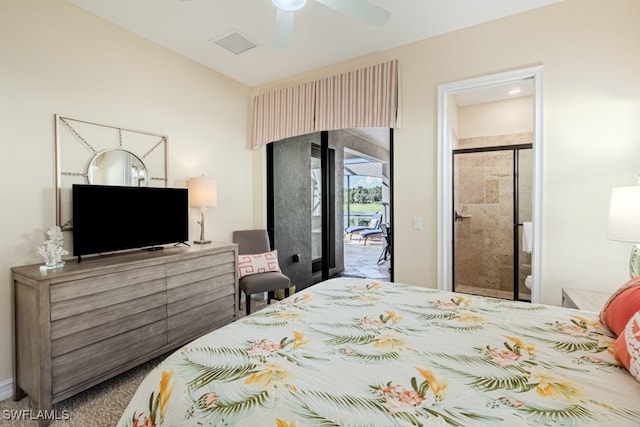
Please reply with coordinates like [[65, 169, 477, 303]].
[[613, 311, 640, 382], [599, 276, 640, 336], [238, 250, 281, 279]]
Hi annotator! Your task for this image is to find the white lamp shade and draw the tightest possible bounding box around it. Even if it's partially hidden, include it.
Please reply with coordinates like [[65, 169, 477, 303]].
[[187, 177, 217, 208], [607, 186, 640, 242]]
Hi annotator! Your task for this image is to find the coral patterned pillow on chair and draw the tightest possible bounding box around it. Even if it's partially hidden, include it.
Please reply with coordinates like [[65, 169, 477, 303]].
[[614, 311, 640, 382], [238, 250, 281, 279]]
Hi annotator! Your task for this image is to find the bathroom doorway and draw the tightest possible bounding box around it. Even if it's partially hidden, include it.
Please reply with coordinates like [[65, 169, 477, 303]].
[[437, 66, 543, 303], [452, 145, 533, 301]]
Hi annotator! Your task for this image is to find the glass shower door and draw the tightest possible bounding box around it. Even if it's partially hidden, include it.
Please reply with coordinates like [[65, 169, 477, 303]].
[[452, 145, 533, 301], [453, 150, 515, 298]]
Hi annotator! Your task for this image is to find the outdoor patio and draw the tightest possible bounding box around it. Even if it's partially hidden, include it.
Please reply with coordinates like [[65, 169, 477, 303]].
[[341, 235, 390, 280]]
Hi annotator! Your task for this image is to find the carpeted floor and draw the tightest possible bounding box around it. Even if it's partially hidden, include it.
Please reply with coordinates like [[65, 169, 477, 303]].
[[0, 299, 264, 427], [0, 354, 166, 427]]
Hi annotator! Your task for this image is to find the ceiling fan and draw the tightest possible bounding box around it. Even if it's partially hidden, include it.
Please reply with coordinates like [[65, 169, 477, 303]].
[[272, 0, 391, 49]]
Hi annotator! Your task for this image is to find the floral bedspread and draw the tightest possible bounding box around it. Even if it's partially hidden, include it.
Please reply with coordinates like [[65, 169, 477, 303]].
[[117, 278, 640, 426]]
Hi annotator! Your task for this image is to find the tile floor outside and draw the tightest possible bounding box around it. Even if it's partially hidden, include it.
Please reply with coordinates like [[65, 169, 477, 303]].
[[341, 235, 390, 280]]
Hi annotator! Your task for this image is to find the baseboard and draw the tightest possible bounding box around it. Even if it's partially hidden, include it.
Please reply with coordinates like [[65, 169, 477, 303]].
[[0, 377, 13, 401]]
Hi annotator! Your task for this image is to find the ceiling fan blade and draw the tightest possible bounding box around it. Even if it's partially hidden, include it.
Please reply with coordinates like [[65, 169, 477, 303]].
[[274, 8, 295, 49], [314, 0, 390, 26]]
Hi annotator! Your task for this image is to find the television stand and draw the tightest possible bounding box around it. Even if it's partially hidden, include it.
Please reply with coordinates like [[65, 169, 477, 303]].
[[12, 242, 238, 427], [145, 246, 164, 251]]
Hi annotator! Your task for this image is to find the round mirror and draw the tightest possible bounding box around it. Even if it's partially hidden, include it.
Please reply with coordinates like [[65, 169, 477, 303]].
[[88, 149, 148, 187]]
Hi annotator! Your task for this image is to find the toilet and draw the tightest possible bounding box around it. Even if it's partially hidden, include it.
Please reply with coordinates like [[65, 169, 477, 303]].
[[524, 275, 532, 290]]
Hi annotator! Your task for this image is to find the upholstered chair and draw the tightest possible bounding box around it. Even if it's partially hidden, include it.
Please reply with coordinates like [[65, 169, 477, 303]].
[[232, 229, 291, 315]]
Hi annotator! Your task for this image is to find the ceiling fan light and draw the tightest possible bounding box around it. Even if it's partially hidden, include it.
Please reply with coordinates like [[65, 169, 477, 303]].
[[272, 0, 306, 12]]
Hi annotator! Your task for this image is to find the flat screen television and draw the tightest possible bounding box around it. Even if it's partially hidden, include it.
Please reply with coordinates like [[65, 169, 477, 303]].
[[72, 184, 189, 259]]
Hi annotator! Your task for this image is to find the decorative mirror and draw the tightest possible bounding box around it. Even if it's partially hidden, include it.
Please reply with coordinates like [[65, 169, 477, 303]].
[[55, 114, 168, 230], [88, 149, 148, 186]]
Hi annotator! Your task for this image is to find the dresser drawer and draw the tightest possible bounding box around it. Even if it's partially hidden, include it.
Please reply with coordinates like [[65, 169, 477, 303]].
[[51, 304, 167, 357], [166, 251, 234, 276], [167, 261, 235, 290], [50, 278, 166, 321], [51, 293, 167, 340], [50, 265, 165, 302], [51, 319, 167, 396], [167, 294, 235, 345], [167, 272, 235, 310]]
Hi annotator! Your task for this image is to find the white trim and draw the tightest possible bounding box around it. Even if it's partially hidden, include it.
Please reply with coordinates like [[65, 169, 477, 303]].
[[0, 377, 13, 401], [437, 66, 544, 303]]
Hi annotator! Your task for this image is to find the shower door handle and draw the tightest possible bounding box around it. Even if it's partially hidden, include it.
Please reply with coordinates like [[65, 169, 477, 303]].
[[454, 210, 471, 222]]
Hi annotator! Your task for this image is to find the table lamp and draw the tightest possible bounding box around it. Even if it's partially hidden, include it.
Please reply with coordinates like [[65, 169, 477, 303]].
[[187, 176, 217, 244], [607, 185, 640, 277]]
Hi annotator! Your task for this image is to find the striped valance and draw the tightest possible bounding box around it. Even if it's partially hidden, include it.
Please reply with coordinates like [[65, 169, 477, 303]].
[[252, 60, 400, 149], [252, 82, 315, 150], [315, 60, 399, 131]]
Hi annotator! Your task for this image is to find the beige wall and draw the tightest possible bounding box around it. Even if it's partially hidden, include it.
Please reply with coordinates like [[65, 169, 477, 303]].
[[2, 0, 639, 396], [251, 0, 640, 304], [0, 1, 253, 387], [458, 97, 534, 139]]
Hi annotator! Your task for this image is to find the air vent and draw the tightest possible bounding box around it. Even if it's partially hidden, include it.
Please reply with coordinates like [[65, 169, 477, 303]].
[[212, 30, 259, 55]]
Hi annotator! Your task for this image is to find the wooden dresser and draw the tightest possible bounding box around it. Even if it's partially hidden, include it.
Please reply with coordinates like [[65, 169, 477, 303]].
[[12, 242, 238, 424]]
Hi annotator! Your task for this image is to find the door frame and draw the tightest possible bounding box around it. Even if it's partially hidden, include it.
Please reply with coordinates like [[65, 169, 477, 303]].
[[436, 66, 543, 303]]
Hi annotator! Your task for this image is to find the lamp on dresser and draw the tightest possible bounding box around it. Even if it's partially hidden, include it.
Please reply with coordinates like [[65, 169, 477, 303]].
[[607, 184, 640, 277], [187, 176, 217, 244]]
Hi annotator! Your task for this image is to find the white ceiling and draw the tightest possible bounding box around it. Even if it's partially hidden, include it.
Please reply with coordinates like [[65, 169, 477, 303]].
[[65, 0, 563, 87]]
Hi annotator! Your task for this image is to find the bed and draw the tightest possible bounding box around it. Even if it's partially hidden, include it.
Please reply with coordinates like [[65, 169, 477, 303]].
[[117, 277, 640, 426]]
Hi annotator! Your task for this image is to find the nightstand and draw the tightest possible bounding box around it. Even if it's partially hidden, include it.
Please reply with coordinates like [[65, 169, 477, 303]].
[[562, 288, 610, 312]]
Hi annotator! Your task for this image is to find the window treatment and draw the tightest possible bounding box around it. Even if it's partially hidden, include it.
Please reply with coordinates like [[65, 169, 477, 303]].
[[315, 59, 399, 132], [252, 81, 316, 150], [252, 60, 400, 149]]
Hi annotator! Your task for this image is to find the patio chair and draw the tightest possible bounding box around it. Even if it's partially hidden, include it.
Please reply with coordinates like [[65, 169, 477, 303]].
[[233, 229, 291, 315], [360, 227, 383, 245], [344, 212, 383, 240]]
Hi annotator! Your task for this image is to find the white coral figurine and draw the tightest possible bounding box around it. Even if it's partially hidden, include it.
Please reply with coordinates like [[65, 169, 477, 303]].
[[38, 226, 69, 268], [46, 225, 65, 247]]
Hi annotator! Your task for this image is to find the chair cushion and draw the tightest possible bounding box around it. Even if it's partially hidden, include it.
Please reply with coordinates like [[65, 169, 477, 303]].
[[345, 225, 369, 234], [238, 250, 281, 279], [239, 271, 290, 294], [345, 214, 382, 233], [360, 228, 382, 238]]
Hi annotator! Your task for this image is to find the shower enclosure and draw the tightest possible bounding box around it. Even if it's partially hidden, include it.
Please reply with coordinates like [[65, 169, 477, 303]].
[[452, 144, 533, 301]]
